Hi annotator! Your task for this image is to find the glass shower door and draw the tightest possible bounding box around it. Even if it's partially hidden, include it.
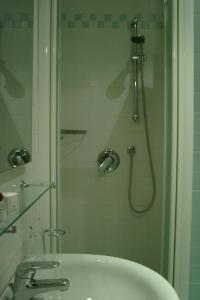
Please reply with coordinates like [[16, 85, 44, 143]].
[[57, 0, 166, 274]]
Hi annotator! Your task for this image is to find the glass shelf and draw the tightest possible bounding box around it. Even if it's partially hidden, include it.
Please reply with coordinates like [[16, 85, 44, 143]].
[[0, 184, 51, 237]]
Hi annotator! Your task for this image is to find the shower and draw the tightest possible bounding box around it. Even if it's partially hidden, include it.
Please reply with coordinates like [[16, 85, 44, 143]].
[[59, 0, 165, 273], [0, 1, 195, 299], [128, 18, 156, 214]]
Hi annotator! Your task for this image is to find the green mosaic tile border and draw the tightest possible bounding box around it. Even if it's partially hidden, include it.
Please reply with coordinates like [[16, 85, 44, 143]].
[[0, 13, 163, 29], [61, 13, 163, 29], [0, 13, 33, 28]]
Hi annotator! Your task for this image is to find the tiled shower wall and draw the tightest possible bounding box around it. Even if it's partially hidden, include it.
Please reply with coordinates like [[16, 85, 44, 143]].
[[189, 0, 200, 298], [59, 0, 164, 272]]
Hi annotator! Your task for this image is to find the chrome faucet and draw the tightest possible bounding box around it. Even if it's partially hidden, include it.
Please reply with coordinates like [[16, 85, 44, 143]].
[[12, 261, 70, 300]]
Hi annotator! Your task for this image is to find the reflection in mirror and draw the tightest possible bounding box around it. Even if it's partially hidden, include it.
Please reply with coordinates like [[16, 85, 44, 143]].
[[0, 0, 33, 172]]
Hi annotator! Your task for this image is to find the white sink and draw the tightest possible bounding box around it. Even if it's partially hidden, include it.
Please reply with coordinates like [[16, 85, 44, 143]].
[[31, 254, 179, 300]]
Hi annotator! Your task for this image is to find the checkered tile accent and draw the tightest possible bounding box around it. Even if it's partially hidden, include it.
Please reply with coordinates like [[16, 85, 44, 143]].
[[0, 13, 163, 29], [0, 13, 33, 28], [61, 13, 163, 29]]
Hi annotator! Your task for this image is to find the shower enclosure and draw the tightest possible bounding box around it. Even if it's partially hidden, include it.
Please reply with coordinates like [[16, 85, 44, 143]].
[[57, 0, 166, 274], [1, 0, 192, 299], [51, 0, 194, 298]]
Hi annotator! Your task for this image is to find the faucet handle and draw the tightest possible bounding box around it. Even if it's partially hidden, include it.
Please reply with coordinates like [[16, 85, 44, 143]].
[[16, 261, 60, 278]]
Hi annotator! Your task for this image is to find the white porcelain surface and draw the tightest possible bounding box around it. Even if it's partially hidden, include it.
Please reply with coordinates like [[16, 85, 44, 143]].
[[32, 254, 179, 300]]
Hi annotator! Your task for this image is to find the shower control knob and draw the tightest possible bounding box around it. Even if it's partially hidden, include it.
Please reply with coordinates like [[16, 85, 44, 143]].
[[97, 149, 120, 173]]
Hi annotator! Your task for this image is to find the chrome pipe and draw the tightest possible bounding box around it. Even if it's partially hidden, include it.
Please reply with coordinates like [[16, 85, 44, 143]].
[[131, 18, 145, 122], [133, 59, 139, 121]]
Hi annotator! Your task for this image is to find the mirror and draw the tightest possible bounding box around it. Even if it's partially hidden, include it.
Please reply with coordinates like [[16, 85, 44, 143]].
[[0, 0, 33, 172]]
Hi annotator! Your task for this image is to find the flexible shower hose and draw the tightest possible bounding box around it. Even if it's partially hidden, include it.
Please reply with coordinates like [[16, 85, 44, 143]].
[[128, 63, 156, 215]]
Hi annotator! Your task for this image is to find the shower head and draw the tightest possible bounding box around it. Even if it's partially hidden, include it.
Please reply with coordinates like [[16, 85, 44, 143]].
[[130, 18, 145, 44], [131, 34, 145, 44]]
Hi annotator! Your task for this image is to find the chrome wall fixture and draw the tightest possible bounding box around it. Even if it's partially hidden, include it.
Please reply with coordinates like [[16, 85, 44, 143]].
[[127, 145, 136, 155], [97, 149, 120, 173], [6, 224, 16, 234], [128, 18, 156, 215], [131, 17, 145, 121], [8, 148, 31, 168]]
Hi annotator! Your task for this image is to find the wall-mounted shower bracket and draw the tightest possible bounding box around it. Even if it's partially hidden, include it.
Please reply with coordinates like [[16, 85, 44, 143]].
[[8, 148, 31, 168]]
